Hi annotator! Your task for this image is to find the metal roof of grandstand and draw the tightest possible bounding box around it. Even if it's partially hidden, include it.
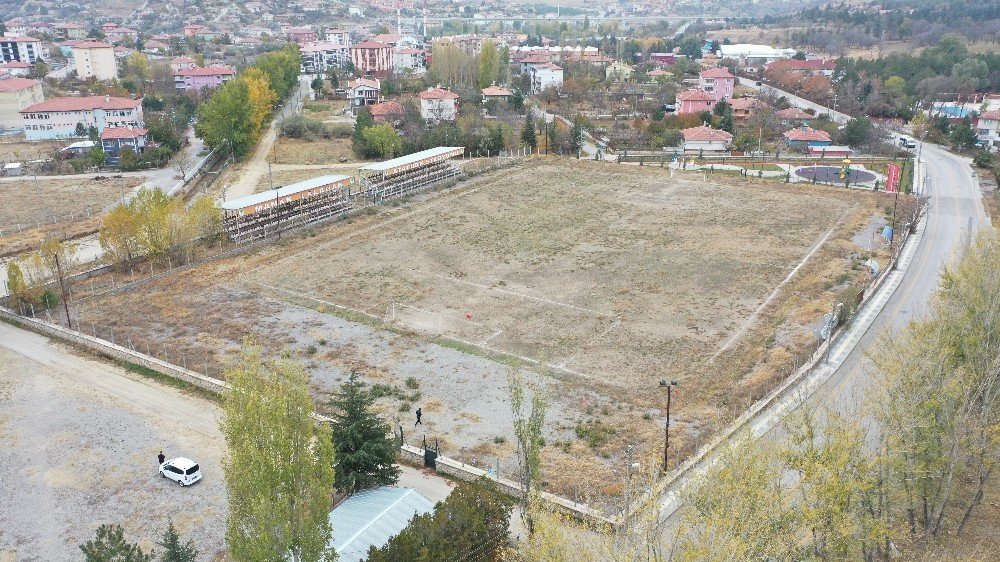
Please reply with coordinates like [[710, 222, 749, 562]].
[[329, 487, 434, 562], [221, 174, 351, 211], [360, 146, 464, 173]]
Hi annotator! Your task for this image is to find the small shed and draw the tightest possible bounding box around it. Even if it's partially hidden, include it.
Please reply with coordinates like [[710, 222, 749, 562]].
[[329, 487, 435, 562], [3, 162, 22, 176]]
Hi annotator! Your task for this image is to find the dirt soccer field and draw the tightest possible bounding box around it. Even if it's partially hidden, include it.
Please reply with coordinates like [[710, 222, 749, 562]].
[[72, 158, 902, 498], [254, 159, 863, 388]]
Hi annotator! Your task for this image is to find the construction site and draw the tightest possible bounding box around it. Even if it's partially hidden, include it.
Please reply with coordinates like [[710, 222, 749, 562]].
[[67, 156, 905, 496]]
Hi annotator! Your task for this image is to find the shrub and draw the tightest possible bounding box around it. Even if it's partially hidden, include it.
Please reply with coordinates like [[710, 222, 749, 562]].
[[575, 419, 617, 448], [405, 376, 420, 389], [972, 151, 994, 169], [280, 114, 327, 139]]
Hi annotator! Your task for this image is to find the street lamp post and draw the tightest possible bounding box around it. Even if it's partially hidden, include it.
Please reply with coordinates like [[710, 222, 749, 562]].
[[660, 379, 678, 474]]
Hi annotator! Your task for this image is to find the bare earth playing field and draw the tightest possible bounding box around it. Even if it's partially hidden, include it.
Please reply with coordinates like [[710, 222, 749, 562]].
[[73, 158, 900, 498]]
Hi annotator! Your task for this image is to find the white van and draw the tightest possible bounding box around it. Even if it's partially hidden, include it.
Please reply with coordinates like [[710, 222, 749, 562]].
[[159, 457, 202, 486]]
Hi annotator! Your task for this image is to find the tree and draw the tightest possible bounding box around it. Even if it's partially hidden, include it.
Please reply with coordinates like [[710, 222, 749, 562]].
[[478, 39, 500, 89], [119, 148, 141, 172], [88, 147, 107, 168], [243, 67, 279, 138], [327, 69, 339, 89], [195, 79, 255, 157], [508, 369, 547, 535], [678, 36, 703, 60], [157, 521, 198, 562], [310, 76, 324, 97], [222, 346, 336, 562], [365, 479, 513, 562], [80, 524, 154, 562], [570, 119, 584, 155], [361, 124, 402, 159], [330, 372, 400, 494], [712, 98, 731, 117], [718, 110, 735, 134], [5, 261, 30, 311], [520, 111, 537, 149], [838, 117, 875, 148], [949, 122, 979, 150], [352, 108, 375, 157]]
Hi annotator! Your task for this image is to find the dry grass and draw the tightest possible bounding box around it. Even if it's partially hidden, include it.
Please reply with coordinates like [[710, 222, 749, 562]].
[[300, 99, 350, 122], [0, 140, 64, 162], [272, 137, 361, 166]]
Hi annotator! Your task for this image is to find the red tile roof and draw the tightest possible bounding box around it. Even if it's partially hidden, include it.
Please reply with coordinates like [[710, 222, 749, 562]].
[[420, 86, 459, 100], [101, 127, 148, 140], [682, 125, 733, 142], [978, 110, 1000, 121], [0, 36, 39, 43], [0, 61, 33, 69], [677, 89, 716, 102], [347, 78, 380, 90], [20, 96, 142, 113], [482, 85, 512, 96], [73, 41, 113, 49], [352, 41, 391, 49], [783, 126, 832, 142], [174, 65, 236, 77], [0, 76, 40, 92], [372, 33, 404, 43], [369, 100, 403, 117], [730, 97, 769, 111], [700, 67, 735, 79]]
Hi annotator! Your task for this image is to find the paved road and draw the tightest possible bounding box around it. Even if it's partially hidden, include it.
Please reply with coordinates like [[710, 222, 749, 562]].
[[738, 77, 852, 124], [223, 77, 311, 202]]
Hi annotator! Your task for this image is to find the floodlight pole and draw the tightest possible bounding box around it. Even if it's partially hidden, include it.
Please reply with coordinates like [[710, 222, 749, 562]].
[[661, 379, 678, 474]]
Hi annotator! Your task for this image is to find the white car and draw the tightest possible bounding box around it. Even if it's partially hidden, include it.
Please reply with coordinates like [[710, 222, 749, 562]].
[[159, 457, 202, 486]]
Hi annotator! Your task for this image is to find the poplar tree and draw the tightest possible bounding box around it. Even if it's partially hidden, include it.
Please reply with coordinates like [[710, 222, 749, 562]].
[[222, 346, 336, 562]]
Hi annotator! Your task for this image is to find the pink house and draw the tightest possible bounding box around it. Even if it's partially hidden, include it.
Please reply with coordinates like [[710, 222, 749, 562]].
[[698, 67, 735, 101], [677, 89, 717, 115], [173, 66, 237, 91]]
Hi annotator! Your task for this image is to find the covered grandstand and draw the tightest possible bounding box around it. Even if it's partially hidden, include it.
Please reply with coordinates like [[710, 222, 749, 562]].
[[357, 146, 464, 203], [222, 174, 353, 243]]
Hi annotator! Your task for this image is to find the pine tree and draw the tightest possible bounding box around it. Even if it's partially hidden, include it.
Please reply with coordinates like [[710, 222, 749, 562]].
[[570, 119, 584, 155], [521, 112, 537, 150], [157, 521, 198, 562], [330, 372, 400, 494], [80, 524, 154, 562]]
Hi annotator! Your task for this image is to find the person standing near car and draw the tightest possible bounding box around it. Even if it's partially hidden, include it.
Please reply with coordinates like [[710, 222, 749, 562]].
[[158, 451, 165, 466]]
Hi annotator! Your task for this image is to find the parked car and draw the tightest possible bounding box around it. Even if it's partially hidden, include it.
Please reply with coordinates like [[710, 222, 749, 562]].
[[898, 136, 917, 149], [159, 457, 202, 486]]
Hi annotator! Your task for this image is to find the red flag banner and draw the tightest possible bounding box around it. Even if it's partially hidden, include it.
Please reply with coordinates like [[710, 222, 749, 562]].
[[886, 163, 901, 193]]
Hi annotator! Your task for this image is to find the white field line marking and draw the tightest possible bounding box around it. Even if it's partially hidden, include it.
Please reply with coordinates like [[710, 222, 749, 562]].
[[416, 269, 607, 316], [553, 319, 623, 372], [440, 334, 591, 379], [711, 214, 847, 362], [255, 282, 382, 321], [482, 330, 504, 344]]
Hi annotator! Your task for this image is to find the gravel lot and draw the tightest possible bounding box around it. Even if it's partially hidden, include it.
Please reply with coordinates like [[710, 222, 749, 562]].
[[0, 330, 227, 561]]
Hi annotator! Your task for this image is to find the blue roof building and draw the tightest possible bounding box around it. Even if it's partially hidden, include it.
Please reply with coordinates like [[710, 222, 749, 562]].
[[329, 487, 435, 561]]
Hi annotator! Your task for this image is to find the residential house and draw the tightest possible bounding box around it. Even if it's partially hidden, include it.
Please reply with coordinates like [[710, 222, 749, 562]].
[[183, 24, 207, 38], [347, 78, 381, 115], [369, 100, 404, 125], [530, 63, 563, 94], [54, 23, 87, 41], [1, 36, 45, 64], [0, 75, 43, 131], [0, 61, 32, 77], [649, 52, 678, 66], [72, 42, 118, 81], [519, 53, 551, 75], [113, 46, 134, 59], [481, 84, 512, 105], [103, 24, 139, 44], [765, 58, 836, 78], [174, 66, 237, 91], [300, 42, 350, 74], [676, 89, 717, 115], [373, 34, 421, 49], [419, 85, 459, 122], [974, 110, 1000, 150], [350, 41, 392, 77], [648, 68, 672, 82], [143, 40, 170, 54], [285, 26, 317, 45], [392, 48, 426, 74], [784, 126, 832, 148], [101, 127, 148, 155], [3, 21, 28, 37], [605, 62, 633, 83], [325, 29, 351, 46], [775, 107, 813, 125], [681, 125, 733, 152], [698, 67, 735, 101], [20, 95, 144, 140], [170, 56, 197, 73], [729, 97, 770, 125]]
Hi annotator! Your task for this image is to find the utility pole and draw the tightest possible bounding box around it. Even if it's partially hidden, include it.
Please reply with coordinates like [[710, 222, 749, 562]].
[[54, 252, 71, 329], [660, 379, 678, 474]]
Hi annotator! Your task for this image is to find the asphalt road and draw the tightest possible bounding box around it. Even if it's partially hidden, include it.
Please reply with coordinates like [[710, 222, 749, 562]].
[[779, 140, 987, 417]]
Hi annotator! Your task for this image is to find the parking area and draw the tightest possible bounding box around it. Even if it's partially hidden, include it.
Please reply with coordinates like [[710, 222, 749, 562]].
[[0, 324, 227, 561]]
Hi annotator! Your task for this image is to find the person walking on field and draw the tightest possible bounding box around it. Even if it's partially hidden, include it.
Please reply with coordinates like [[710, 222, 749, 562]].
[[414, 407, 422, 426], [157, 451, 165, 466]]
